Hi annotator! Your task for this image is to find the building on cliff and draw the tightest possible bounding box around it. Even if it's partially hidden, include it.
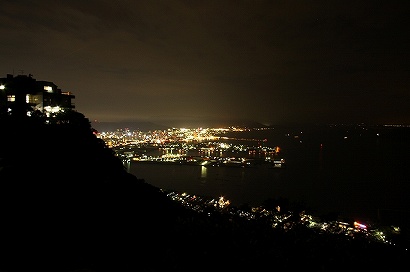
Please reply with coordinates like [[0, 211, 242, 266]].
[[0, 73, 75, 119]]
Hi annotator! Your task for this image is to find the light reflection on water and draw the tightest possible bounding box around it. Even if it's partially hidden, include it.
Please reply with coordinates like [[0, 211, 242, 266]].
[[200, 166, 207, 180], [128, 161, 288, 210]]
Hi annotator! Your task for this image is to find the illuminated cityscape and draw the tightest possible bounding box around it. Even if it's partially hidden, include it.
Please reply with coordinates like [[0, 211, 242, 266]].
[[2, 1, 409, 268], [97, 126, 285, 168], [95, 126, 407, 251]]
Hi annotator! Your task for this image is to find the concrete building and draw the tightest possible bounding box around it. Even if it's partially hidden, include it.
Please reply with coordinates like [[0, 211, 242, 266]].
[[0, 74, 75, 119]]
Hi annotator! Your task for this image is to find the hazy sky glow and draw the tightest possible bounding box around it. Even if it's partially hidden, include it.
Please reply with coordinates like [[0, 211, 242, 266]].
[[1, 0, 409, 127]]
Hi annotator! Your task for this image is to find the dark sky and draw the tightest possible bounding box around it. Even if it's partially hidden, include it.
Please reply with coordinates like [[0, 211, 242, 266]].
[[1, 0, 409, 127]]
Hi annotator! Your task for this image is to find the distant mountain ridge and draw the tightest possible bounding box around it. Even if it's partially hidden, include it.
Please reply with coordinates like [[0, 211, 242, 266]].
[[91, 120, 171, 132], [91, 119, 269, 132]]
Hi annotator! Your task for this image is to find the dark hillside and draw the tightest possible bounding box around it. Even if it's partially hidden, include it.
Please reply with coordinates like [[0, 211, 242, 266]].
[[0, 113, 184, 271]]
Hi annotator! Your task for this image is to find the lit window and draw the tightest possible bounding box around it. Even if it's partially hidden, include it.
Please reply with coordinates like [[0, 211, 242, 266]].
[[7, 95, 15, 102], [44, 86, 53, 92], [0, 85, 5, 90], [44, 106, 61, 113]]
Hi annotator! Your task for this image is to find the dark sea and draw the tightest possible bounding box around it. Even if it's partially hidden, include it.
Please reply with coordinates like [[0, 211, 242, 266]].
[[126, 125, 410, 226]]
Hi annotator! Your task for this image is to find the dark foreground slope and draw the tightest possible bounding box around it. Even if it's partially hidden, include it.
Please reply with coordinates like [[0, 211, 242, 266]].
[[0, 114, 409, 272]]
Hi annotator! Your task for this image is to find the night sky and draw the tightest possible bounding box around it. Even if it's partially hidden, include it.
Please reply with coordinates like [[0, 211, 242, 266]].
[[1, 0, 409, 127]]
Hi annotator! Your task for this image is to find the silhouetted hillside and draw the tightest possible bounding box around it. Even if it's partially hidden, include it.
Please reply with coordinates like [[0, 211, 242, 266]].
[[0, 112, 185, 271], [0, 112, 409, 272]]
